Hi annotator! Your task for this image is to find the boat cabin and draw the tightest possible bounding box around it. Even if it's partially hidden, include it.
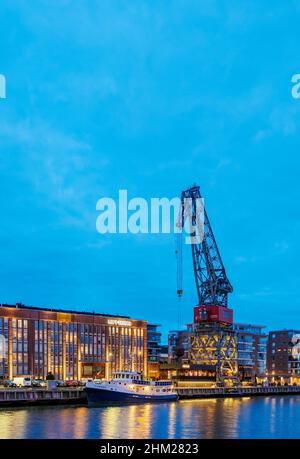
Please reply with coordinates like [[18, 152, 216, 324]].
[[112, 371, 143, 381]]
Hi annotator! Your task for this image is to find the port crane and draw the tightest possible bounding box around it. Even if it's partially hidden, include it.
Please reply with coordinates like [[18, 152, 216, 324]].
[[176, 184, 238, 385], [177, 184, 233, 325]]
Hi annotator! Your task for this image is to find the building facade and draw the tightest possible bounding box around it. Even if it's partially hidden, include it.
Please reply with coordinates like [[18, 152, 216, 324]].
[[147, 323, 161, 378], [0, 303, 147, 381], [158, 344, 168, 365], [233, 323, 267, 382], [267, 330, 300, 385], [168, 328, 192, 366]]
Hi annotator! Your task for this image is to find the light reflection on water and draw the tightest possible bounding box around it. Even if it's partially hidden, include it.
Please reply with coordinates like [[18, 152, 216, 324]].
[[0, 396, 299, 439]]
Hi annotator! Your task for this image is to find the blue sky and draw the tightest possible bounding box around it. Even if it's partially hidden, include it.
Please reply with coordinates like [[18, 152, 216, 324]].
[[0, 0, 299, 340]]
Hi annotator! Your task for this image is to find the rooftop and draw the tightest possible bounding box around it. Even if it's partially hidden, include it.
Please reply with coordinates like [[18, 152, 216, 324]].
[[234, 323, 266, 329], [268, 329, 300, 334], [0, 303, 130, 319]]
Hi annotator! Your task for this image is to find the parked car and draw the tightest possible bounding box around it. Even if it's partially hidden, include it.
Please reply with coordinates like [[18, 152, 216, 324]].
[[56, 380, 64, 388], [65, 380, 80, 387], [32, 379, 47, 388], [64, 380, 74, 387], [74, 380, 83, 387], [31, 379, 42, 388], [13, 377, 32, 388], [38, 380, 47, 387], [4, 380, 17, 388]]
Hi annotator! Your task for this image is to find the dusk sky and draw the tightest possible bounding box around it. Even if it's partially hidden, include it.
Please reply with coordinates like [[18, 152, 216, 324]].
[[0, 1, 299, 340]]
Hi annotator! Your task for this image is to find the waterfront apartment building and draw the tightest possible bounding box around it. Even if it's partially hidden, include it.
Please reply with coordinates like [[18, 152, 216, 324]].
[[267, 330, 300, 385], [147, 323, 161, 378], [233, 323, 267, 382], [158, 344, 168, 364], [168, 327, 192, 366], [161, 328, 193, 381], [0, 303, 147, 381]]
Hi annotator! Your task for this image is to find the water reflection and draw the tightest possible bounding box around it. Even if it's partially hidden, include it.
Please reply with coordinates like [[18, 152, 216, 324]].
[[167, 401, 176, 438], [0, 409, 28, 438], [0, 396, 299, 439]]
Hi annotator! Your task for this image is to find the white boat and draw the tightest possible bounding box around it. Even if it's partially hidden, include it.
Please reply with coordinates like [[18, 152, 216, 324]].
[[85, 371, 178, 405]]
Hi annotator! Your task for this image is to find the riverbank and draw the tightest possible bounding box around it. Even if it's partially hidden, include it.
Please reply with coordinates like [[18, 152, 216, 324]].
[[0, 388, 86, 407], [0, 385, 300, 407], [177, 384, 300, 399]]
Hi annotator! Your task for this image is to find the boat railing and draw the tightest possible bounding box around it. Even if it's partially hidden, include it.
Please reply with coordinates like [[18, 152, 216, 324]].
[[132, 379, 151, 386], [154, 381, 173, 386]]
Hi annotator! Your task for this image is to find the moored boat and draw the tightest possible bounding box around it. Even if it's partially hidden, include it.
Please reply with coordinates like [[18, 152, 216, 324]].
[[85, 371, 178, 405]]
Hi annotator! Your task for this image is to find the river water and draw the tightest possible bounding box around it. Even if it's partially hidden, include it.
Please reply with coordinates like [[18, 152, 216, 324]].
[[0, 396, 299, 439]]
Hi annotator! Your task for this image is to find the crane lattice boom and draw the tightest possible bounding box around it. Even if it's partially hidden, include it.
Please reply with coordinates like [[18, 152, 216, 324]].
[[178, 184, 233, 326]]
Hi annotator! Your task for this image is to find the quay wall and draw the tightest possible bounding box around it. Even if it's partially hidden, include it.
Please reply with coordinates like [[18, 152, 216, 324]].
[[1, 385, 300, 407], [177, 385, 300, 399], [0, 388, 87, 407]]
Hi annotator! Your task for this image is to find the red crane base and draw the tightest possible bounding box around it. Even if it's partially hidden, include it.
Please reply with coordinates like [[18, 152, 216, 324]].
[[194, 305, 233, 326]]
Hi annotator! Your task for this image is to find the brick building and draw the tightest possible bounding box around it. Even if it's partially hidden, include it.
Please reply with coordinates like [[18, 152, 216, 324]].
[[0, 303, 147, 381], [267, 330, 300, 385]]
